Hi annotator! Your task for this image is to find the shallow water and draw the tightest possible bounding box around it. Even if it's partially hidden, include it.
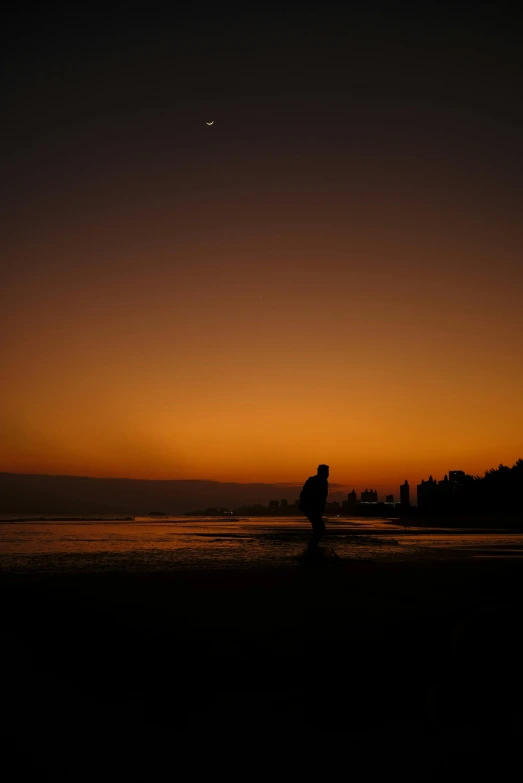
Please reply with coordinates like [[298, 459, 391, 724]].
[[1, 515, 523, 573]]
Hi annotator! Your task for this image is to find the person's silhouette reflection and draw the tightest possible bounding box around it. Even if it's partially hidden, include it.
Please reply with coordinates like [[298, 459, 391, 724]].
[[299, 464, 329, 555]]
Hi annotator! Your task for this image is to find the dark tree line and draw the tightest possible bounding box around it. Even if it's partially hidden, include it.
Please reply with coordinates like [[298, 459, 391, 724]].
[[472, 459, 523, 512], [419, 459, 523, 515]]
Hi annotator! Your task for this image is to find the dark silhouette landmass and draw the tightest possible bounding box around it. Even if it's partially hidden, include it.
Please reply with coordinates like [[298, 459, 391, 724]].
[[0, 472, 348, 516]]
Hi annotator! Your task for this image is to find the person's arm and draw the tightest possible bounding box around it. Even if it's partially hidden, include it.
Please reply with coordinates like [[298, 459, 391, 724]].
[[322, 481, 328, 511], [299, 478, 312, 510]]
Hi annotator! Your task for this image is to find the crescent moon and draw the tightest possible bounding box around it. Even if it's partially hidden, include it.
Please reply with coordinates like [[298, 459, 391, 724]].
[[206, 121, 214, 125]]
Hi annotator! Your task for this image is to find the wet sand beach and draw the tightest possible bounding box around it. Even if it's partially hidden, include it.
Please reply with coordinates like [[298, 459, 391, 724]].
[[2, 553, 522, 779]]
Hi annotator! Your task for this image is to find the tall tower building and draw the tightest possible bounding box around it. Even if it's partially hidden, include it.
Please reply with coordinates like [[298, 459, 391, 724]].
[[347, 489, 357, 506], [400, 480, 410, 506], [449, 471, 465, 492], [417, 476, 437, 509]]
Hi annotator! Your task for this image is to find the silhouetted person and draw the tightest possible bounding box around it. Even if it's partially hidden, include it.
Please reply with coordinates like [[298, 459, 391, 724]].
[[299, 464, 329, 555]]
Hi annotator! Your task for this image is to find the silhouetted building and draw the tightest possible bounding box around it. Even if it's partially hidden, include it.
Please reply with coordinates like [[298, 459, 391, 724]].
[[386, 494, 394, 503], [417, 470, 472, 512], [436, 474, 453, 507], [280, 499, 288, 509], [400, 480, 410, 506], [417, 475, 438, 510], [449, 471, 465, 491], [361, 488, 378, 502], [347, 489, 357, 506], [269, 500, 279, 510]]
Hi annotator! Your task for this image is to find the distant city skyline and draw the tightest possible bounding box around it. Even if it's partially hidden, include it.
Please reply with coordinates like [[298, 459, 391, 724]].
[[2, 457, 521, 516], [0, 464, 508, 506]]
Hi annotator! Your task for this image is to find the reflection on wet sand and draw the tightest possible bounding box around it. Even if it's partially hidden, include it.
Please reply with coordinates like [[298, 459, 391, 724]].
[[1, 516, 523, 573]]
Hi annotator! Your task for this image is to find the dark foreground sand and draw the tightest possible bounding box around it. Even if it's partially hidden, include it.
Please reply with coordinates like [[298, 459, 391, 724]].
[[1, 555, 522, 779]]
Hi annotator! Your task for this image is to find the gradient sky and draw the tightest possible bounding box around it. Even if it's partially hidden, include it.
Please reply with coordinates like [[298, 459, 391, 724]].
[[2, 6, 523, 497]]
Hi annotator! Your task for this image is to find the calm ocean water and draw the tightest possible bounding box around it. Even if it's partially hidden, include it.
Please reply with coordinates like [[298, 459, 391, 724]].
[[1, 515, 523, 573]]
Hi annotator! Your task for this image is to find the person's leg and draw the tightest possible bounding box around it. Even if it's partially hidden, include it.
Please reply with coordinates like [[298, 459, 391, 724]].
[[306, 514, 324, 553]]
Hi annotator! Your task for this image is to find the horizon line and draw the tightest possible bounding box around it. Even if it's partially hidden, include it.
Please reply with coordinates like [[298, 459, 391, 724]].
[[0, 470, 351, 487]]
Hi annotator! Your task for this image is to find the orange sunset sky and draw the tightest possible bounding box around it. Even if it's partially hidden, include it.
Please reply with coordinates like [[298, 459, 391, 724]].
[[2, 8, 523, 497]]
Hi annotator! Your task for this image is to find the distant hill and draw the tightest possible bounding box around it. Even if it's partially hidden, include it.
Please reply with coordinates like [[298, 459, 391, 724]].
[[0, 472, 349, 515]]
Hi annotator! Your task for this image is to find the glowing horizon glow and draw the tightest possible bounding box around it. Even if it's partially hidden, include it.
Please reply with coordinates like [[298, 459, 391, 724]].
[[2, 18, 522, 499], [2, 146, 522, 496]]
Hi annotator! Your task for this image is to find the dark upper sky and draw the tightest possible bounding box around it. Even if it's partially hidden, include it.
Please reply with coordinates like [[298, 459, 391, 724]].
[[3, 5, 523, 240], [2, 5, 523, 490], [4, 5, 523, 149]]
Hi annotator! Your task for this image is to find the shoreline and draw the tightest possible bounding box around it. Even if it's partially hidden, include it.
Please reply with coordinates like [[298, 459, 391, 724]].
[[2, 514, 523, 533], [0, 516, 136, 522], [2, 508, 522, 528]]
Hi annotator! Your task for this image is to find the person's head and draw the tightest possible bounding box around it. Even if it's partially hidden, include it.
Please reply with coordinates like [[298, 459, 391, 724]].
[[317, 464, 329, 478]]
